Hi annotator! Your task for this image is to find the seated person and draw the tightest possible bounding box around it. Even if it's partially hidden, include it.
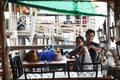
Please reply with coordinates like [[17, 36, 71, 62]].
[[85, 29, 101, 63], [66, 36, 93, 70]]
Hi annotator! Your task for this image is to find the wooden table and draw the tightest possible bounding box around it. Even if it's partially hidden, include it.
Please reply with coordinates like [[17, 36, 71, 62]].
[[22, 58, 75, 72], [22, 56, 75, 67], [22, 59, 68, 67]]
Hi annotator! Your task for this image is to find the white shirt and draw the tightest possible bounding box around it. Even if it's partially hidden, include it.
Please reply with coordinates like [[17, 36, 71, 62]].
[[78, 46, 93, 70]]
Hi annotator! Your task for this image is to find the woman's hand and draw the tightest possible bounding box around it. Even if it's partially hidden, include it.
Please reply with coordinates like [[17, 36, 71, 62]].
[[86, 44, 101, 52], [86, 44, 92, 49]]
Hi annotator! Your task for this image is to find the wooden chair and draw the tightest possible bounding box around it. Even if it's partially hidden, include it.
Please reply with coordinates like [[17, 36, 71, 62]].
[[9, 52, 23, 80], [67, 55, 102, 79], [116, 40, 120, 60], [24, 64, 55, 80]]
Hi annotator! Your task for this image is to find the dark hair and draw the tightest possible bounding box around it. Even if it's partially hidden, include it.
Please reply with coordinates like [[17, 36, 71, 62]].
[[85, 29, 95, 36], [76, 36, 85, 42]]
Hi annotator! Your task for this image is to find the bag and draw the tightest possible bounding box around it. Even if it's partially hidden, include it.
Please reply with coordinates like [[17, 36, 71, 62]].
[[24, 50, 40, 62]]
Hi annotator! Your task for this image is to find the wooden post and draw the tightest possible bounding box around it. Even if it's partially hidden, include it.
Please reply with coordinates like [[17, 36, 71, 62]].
[[0, 1, 10, 80], [105, 0, 111, 51], [114, 0, 120, 39]]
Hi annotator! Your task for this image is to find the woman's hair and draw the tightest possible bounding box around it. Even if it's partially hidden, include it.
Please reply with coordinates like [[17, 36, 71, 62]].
[[85, 29, 95, 36], [76, 36, 85, 42]]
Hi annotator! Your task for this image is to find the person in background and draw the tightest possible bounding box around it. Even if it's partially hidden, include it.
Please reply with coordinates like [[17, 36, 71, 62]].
[[85, 29, 101, 63], [66, 36, 92, 70]]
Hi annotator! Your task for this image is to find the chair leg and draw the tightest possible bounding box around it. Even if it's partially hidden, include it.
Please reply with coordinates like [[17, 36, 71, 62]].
[[41, 67, 42, 77], [95, 70, 98, 78], [24, 72, 27, 80], [52, 72, 55, 79], [67, 71, 70, 80]]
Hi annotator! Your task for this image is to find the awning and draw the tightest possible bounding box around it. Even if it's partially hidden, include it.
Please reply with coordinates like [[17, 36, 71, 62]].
[[8, 0, 107, 16]]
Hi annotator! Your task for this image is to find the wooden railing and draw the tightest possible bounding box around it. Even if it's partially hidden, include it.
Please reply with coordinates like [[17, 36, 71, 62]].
[[8, 45, 75, 51]]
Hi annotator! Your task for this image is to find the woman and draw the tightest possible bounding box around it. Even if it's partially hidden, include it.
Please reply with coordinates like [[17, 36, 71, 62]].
[[66, 36, 93, 70]]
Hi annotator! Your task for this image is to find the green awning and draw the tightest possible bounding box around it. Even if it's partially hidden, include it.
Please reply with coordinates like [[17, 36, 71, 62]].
[[8, 0, 107, 16]]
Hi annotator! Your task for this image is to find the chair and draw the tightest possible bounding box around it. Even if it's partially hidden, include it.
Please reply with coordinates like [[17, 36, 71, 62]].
[[9, 52, 23, 80], [24, 64, 55, 80], [116, 40, 120, 60], [67, 55, 101, 79]]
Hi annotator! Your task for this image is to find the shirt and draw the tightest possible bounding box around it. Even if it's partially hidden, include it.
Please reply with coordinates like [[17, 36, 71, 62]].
[[88, 42, 100, 63]]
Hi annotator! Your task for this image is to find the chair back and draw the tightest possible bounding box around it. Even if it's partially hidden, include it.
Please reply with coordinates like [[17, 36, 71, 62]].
[[116, 41, 120, 60], [67, 54, 101, 79], [9, 52, 23, 80]]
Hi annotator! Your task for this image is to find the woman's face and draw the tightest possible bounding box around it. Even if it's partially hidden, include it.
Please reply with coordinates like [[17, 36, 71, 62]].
[[86, 32, 95, 42], [76, 38, 84, 47]]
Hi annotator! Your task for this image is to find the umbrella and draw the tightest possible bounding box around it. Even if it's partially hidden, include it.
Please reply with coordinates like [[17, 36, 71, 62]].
[[8, 0, 106, 16]]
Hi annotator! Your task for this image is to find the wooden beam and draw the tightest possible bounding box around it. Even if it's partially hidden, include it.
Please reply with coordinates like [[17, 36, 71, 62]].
[[3, 0, 8, 10], [105, 0, 111, 50], [114, 0, 120, 39], [8, 45, 75, 51], [0, 1, 10, 80]]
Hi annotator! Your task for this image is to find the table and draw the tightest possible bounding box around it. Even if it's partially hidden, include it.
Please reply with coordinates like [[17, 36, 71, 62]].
[[22, 59, 68, 67], [22, 57, 75, 71], [22, 59, 68, 72], [22, 58, 73, 79]]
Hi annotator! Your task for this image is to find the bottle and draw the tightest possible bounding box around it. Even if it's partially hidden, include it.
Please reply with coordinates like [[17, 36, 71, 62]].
[[49, 44, 55, 60], [50, 44, 54, 52]]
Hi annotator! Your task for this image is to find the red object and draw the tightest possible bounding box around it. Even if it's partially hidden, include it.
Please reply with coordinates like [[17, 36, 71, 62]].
[[22, 7, 29, 13]]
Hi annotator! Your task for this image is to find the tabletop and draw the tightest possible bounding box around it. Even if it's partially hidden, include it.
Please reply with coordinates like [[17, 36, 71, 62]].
[[22, 57, 75, 67]]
